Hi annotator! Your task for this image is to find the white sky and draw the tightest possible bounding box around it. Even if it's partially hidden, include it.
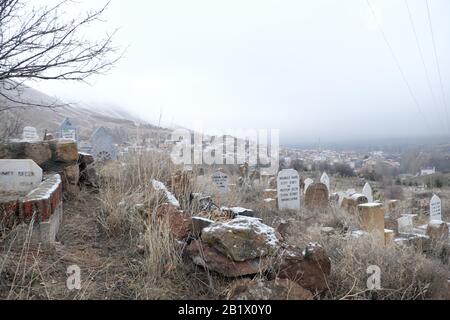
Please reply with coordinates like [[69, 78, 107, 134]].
[[33, 0, 450, 144]]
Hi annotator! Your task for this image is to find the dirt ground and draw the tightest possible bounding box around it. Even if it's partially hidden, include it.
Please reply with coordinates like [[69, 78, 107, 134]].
[[0, 190, 140, 300]]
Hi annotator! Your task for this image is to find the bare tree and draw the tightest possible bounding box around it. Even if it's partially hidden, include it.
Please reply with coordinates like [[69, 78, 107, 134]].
[[0, 0, 120, 112]]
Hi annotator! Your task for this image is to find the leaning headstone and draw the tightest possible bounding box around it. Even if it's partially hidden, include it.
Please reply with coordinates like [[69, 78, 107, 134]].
[[397, 215, 414, 234], [320, 172, 330, 193], [362, 182, 373, 203], [89, 127, 117, 161], [303, 178, 314, 194], [277, 169, 300, 210], [212, 171, 228, 194], [22, 127, 39, 142], [0, 159, 43, 192], [429, 194, 442, 222]]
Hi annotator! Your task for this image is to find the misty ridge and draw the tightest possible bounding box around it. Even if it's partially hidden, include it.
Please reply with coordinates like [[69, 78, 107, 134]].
[[1, 0, 450, 305]]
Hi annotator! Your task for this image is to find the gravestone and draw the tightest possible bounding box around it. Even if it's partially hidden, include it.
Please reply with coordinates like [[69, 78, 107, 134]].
[[362, 182, 373, 203], [320, 172, 330, 193], [397, 215, 414, 234], [429, 194, 442, 222], [277, 169, 300, 210], [304, 183, 329, 209], [303, 178, 314, 194], [22, 127, 39, 142], [212, 171, 228, 194], [89, 127, 117, 161], [57, 118, 78, 141], [0, 159, 43, 192]]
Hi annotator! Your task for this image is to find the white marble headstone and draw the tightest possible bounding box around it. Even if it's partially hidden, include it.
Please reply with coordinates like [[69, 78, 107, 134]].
[[212, 171, 228, 194], [277, 169, 300, 210], [429, 194, 442, 222], [320, 172, 330, 193], [22, 127, 39, 142], [362, 182, 374, 203], [304, 178, 314, 194], [0, 159, 43, 192]]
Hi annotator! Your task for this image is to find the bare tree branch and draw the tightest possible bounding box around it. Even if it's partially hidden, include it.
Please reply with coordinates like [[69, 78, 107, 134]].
[[0, 0, 121, 110]]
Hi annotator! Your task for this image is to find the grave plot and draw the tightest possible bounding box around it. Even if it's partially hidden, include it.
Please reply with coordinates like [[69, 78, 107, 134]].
[[0, 159, 63, 244]]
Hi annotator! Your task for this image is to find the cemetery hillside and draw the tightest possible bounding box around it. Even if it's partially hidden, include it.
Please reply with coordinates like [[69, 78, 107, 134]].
[[1, 0, 450, 303]]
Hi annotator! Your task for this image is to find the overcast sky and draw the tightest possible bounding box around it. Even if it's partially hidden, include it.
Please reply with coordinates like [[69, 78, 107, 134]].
[[34, 0, 450, 145]]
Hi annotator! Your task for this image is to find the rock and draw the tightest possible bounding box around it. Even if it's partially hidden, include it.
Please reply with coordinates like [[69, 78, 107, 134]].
[[78, 152, 95, 166], [321, 227, 336, 236], [304, 183, 329, 210], [221, 207, 255, 218], [228, 278, 313, 300], [191, 216, 214, 238], [79, 166, 99, 188], [156, 203, 192, 240], [202, 216, 281, 262], [278, 243, 331, 293], [274, 219, 290, 240], [49, 139, 78, 163], [190, 193, 218, 212], [426, 221, 449, 242], [64, 164, 80, 185], [186, 240, 269, 277], [23, 142, 52, 166]]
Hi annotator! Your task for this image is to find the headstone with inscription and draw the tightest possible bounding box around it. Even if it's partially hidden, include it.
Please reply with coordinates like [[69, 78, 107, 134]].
[[362, 182, 374, 203], [212, 171, 228, 194], [22, 127, 39, 142], [320, 172, 330, 193], [277, 169, 300, 210], [0, 159, 43, 192], [429, 194, 442, 222], [57, 118, 78, 141]]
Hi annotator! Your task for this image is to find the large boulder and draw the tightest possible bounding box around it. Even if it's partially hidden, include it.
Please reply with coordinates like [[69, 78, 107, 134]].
[[23, 142, 52, 166], [49, 139, 78, 163], [278, 243, 331, 293], [202, 216, 281, 262], [227, 278, 313, 300], [156, 203, 192, 241], [186, 240, 269, 277], [191, 216, 214, 238]]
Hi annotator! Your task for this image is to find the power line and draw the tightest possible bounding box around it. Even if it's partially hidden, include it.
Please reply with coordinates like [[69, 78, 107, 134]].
[[404, 0, 446, 132], [425, 0, 450, 133], [365, 0, 431, 131]]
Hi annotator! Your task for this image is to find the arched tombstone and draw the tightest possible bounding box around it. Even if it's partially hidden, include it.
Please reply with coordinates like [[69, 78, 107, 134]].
[[277, 169, 300, 210], [303, 178, 314, 194], [320, 172, 330, 193], [362, 182, 374, 203], [429, 194, 442, 222]]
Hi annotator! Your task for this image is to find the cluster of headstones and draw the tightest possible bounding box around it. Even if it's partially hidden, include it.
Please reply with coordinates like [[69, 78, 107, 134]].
[[20, 118, 118, 163]]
